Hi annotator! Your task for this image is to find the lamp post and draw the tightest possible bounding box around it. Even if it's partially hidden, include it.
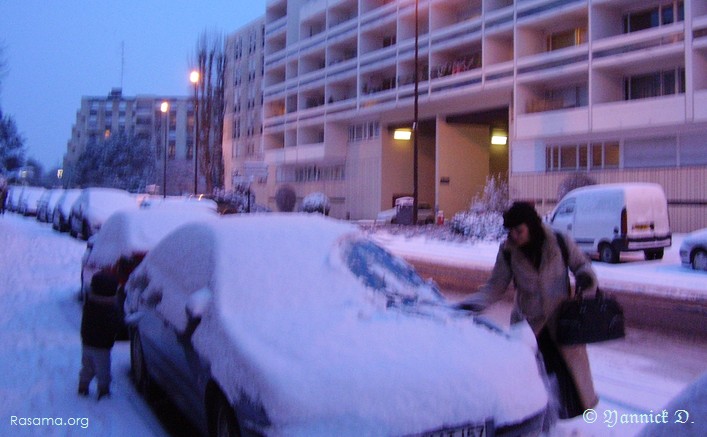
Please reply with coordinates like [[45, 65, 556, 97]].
[[160, 101, 169, 198], [190, 70, 200, 195], [412, 0, 420, 225]]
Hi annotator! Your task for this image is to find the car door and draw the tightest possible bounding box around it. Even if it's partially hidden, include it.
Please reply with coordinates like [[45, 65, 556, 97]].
[[143, 280, 206, 421]]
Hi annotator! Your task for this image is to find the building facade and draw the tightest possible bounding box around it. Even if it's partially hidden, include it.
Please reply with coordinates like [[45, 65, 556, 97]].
[[65, 88, 198, 195], [223, 18, 268, 198], [227, 0, 706, 231]]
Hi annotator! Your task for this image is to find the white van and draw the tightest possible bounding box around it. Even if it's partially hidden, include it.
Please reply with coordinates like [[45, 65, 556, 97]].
[[547, 183, 671, 263]]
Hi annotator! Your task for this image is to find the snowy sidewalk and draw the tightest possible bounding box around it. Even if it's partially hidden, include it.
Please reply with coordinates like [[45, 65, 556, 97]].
[[0, 215, 168, 436]]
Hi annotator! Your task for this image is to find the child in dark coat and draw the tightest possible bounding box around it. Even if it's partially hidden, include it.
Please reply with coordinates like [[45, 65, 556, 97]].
[[78, 270, 121, 400]]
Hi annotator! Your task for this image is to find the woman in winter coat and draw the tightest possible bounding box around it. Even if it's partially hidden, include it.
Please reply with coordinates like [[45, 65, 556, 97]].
[[457, 201, 599, 420]]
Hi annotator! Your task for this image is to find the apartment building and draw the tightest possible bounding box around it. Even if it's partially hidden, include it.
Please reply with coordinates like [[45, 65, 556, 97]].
[[239, 0, 706, 231], [65, 88, 197, 195], [223, 18, 268, 199]]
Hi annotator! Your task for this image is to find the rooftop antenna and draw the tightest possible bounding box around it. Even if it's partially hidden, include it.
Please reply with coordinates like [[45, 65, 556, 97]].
[[120, 41, 125, 89]]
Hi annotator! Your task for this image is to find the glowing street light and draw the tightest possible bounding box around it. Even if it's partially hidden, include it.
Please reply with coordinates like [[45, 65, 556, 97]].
[[190, 70, 200, 195], [161, 101, 169, 198]]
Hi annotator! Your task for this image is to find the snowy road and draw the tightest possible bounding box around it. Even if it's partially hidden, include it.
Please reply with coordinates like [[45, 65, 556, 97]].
[[0, 214, 705, 436]]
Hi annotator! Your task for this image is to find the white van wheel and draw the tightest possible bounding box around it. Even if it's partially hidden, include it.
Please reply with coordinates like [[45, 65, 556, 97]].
[[692, 250, 707, 271], [599, 244, 618, 264]]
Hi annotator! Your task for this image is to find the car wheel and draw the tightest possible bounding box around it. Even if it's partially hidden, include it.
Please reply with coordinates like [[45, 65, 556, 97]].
[[692, 250, 707, 271], [213, 395, 241, 437], [130, 329, 155, 399], [599, 243, 619, 264], [644, 248, 664, 260]]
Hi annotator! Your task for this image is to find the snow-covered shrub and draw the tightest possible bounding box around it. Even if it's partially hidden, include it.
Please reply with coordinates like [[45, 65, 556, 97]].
[[213, 184, 256, 214], [449, 175, 509, 240], [275, 185, 296, 212], [301, 192, 330, 215], [470, 174, 510, 213], [450, 211, 506, 240], [557, 172, 596, 201]]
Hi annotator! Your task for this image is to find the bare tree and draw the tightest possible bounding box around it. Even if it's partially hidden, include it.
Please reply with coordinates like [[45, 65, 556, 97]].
[[192, 32, 226, 193]]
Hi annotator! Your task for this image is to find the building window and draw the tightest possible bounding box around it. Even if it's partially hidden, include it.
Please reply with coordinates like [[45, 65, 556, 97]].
[[546, 28, 587, 51], [348, 121, 380, 143], [168, 141, 176, 159], [624, 68, 685, 100], [233, 119, 241, 138], [546, 141, 620, 171], [623, 1, 684, 34], [277, 164, 345, 183]]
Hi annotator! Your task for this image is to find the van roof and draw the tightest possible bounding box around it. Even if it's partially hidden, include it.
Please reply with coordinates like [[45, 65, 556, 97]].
[[568, 182, 666, 197]]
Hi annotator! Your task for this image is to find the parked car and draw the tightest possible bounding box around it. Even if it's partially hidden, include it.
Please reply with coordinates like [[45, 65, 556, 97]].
[[52, 189, 82, 232], [546, 183, 672, 263], [80, 204, 217, 302], [36, 188, 64, 223], [5, 185, 23, 212], [124, 214, 549, 437], [69, 188, 137, 240], [679, 228, 707, 272], [377, 198, 436, 225], [17, 186, 46, 216]]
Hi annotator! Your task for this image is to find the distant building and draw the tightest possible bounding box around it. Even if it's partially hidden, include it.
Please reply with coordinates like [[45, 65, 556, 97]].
[[223, 18, 268, 199], [64, 88, 200, 195], [224, 0, 706, 231]]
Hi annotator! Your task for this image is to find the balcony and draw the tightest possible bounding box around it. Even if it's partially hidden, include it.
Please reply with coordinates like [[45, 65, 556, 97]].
[[516, 107, 589, 139], [592, 95, 686, 132]]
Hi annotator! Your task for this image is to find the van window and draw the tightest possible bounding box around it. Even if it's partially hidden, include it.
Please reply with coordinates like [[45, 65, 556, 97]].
[[554, 199, 575, 220]]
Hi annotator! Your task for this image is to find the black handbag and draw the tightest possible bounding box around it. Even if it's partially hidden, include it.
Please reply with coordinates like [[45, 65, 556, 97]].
[[555, 288, 625, 345]]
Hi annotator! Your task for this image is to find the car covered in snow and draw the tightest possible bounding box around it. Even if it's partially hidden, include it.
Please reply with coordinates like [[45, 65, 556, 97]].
[[679, 228, 707, 272], [52, 189, 82, 232], [16, 186, 45, 216], [124, 214, 549, 437], [80, 204, 218, 302], [69, 188, 138, 239], [36, 188, 64, 223]]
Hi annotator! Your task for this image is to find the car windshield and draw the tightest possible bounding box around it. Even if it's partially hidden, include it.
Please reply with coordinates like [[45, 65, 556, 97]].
[[341, 238, 442, 307]]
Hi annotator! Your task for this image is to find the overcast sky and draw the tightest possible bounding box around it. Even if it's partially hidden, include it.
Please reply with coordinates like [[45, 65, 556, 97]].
[[1, 0, 266, 170]]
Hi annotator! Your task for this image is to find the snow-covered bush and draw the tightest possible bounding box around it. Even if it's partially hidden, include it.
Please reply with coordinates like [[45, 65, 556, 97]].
[[213, 184, 259, 214], [275, 185, 296, 212], [301, 192, 330, 215], [450, 211, 506, 240], [557, 172, 596, 201], [449, 175, 509, 240]]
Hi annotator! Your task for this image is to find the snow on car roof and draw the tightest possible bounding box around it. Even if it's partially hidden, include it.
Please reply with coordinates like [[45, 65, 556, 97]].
[[88, 204, 217, 267], [135, 214, 548, 434]]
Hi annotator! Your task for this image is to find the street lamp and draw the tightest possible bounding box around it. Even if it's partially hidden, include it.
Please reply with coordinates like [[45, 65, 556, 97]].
[[190, 70, 200, 195], [412, 0, 420, 225], [160, 101, 169, 198]]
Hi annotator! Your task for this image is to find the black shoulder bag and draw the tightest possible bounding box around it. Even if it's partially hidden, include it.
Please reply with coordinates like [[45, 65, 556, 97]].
[[554, 233, 626, 345]]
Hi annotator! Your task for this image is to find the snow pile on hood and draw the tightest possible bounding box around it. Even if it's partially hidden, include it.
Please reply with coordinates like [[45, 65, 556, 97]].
[[128, 214, 548, 436]]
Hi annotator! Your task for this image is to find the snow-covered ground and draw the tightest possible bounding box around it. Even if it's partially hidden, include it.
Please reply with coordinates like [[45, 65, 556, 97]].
[[0, 214, 704, 436]]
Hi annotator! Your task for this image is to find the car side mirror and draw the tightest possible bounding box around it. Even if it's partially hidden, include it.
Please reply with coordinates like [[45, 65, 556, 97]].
[[143, 288, 163, 307], [184, 288, 212, 336], [186, 288, 212, 320]]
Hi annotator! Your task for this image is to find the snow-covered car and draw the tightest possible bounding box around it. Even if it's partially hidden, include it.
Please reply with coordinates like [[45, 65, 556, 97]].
[[80, 204, 217, 302], [679, 228, 707, 272], [69, 188, 138, 239], [36, 189, 64, 223], [17, 186, 45, 216], [5, 185, 23, 212], [376, 198, 436, 225], [52, 189, 82, 232], [124, 214, 549, 437]]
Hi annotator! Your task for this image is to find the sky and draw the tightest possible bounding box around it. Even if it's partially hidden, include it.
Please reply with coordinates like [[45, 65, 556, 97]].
[[0, 211, 704, 436], [0, 0, 267, 170]]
